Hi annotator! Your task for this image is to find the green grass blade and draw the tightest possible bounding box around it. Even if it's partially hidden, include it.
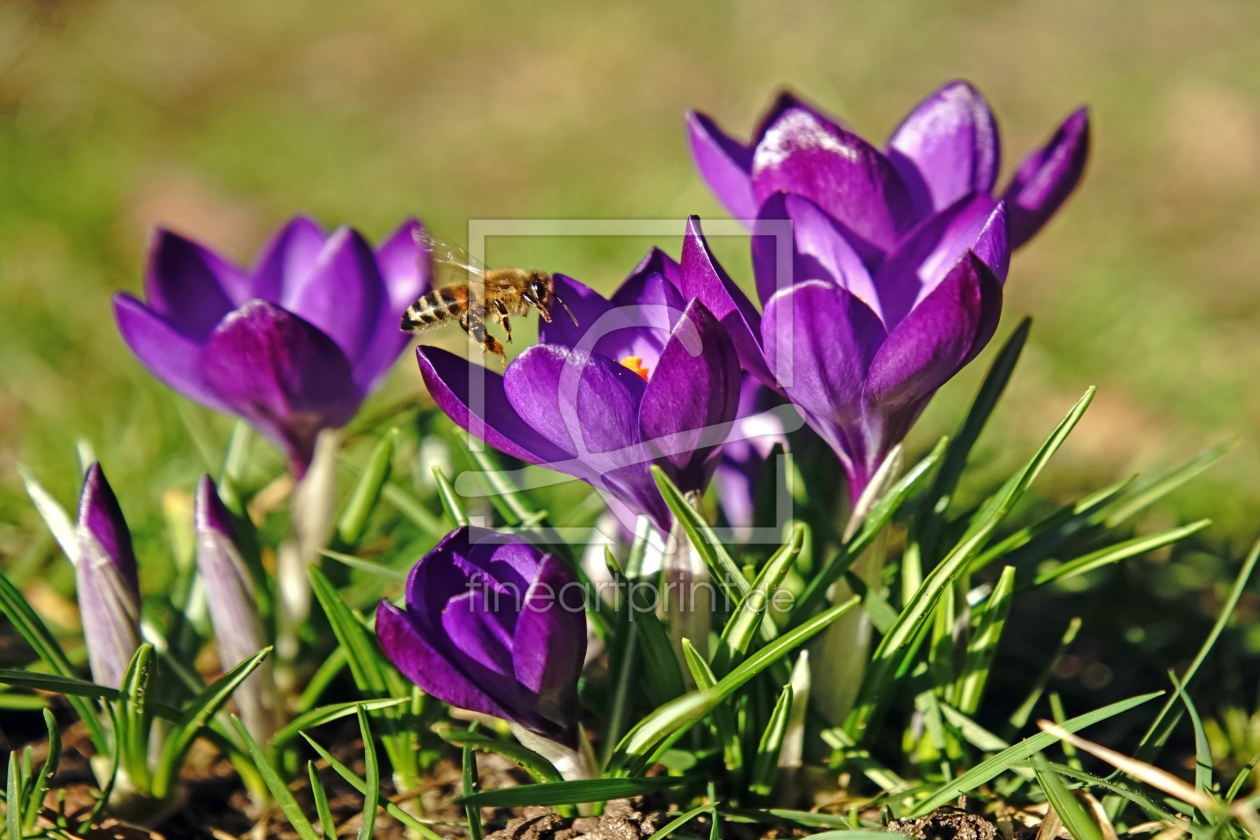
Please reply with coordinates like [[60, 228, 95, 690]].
[[308, 762, 337, 840], [117, 643, 155, 791], [23, 708, 61, 831], [230, 716, 319, 840], [1033, 521, 1211, 587], [296, 647, 348, 713], [356, 705, 379, 840], [1034, 753, 1106, 840], [648, 804, 714, 840], [843, 570, 898, 635], [337, 429, 396, 546], [17, 465, 78, 565], [435, 727, 563, 783], [955, 566, 1016, 714], [380, 483, 447, 538], [309, 566, 389, 696], [1100, 440, 1235, 527], [1135, 539, 1260, 760], [911, 691, 1162, 816], [792, 438, 946, 624], [820, 728, 909, 793], [1008, 617, 1082, 735], [610, 596, 859, 773], [154, 647, 271, 798], [846, 388, 1094, 739], [468, 447, 538, 526], [916, 317, 1030, 562], [454, 776, 690, 808], [301, 735, 445, 840], [0, 670, 119, 700], [7, 752, 21, 840], [682, 639, 741, 773], [938, 702, 1009, 752], [433, 467, 469, 528], [653, 466, 747, 602], [1169, 674, 1213, 812], [463, 725, 483, 840], [0, 570, 108, 753], [749, 684, 792, 798], [272, 698, 407, 747], [713, 523, 804, 675], [320, 549, 408, 582], [1226, 752, 1260, 804]]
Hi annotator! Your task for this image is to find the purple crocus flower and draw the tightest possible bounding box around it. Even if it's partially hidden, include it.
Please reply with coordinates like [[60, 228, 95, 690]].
[[376, 526, 586, 745], [114, 216, 430, 474], [195, 476, 278, 742], [687, 80, 1088, 249], [76, 464, 141, 690], [416, 231, 742, 530], [713, 375, 789, 538]]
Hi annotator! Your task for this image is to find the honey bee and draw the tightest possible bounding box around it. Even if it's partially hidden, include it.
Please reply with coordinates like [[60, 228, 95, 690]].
[[401, 231, 577, 360]]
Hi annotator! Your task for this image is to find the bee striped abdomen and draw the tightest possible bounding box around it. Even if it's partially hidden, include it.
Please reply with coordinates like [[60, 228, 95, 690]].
[[401, 286, 470, 332]]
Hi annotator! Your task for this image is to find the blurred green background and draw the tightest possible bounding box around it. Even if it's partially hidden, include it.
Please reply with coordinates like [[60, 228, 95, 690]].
[[2, 0, 1259, 627]]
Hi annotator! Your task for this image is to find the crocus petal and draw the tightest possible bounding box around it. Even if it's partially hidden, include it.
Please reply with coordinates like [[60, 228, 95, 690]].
[[537, 273, 616, 350], [639, 300, 741, 492], [376, 601, 511, 720], [1003, 107, 1090, 248], [443, 588, 518, 676], [513, 553, 586, 726], [416, 346, 573, 466], [686, 110, 757, 221], [752, 106, 917, 254], [375, 217, 432, 314], [249, 215, 327, 303], [280, 227, 388, 365], [762, 281, 886, 472], [887, 80, 1001, 215], [143, 229, 242, 341], [76, 464, 140, 690], [504, 345, 645, 463], [597, 269, 687, 370], [752, 192, 881, 318], [113, 293, 229, 412], [865, 251, 1003, 418], [201, 300, 360, 471], [874, 195, 1006, 329], [680, 216, 777, 390]]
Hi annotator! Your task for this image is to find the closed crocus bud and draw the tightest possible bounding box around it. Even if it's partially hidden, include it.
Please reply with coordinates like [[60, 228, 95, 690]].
[[195, 476, 279, 743], [376, 527, 587, 748], [76, 464, 141, 690]]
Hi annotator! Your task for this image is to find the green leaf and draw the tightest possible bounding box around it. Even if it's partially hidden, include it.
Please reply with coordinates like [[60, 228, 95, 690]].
[[843, 571, 897, 636], [911, 691, 1161, 815], [338, 429, 396, 546], [653, 466, 747, 602], [356, 705, 379, 840], [1033, 521, 1211, 587], [1100, 440, 1235, 527], [309, 762, 337, 840], [1034, 753, 1106, 840], [468, 447, 538, 526], [117, 643, 155, 791], [320, 549, 408, 582], [0, 669, 119, 700], [1169, 673, 1213, 813], [954, 566, 1016, 714], [435, 727, 563, 783], [309, 566, 390, 696], [7, 752, 21, 840], [0, 569, 108, 753], [231, 715, 320, 840], [154, 647, 271, 797], [454, 776, 690, 808], [917, 317, 1030, 563], [750, 684, 792, 798], [792, 437, 946, 623], [610, 596, 859, 774], [846, 389, 1094, 739], [820, 728, 909, 793], [938, 702, 1009, 753], [381, 483, 447, 538], [463, 723, 483, 840], [434, 466, 469, 528], [22, 709, 61, 831], [681, 639, 741, 773], [17, 465, 78, 565], [272, 698, 408, 747], [647, 804, 714, 840], [301, 735, 446, 840], [713, 523, 804, 676], [296, 647, 348, 713]]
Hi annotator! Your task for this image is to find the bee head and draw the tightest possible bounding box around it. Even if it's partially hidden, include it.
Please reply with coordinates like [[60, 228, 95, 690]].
[[525, 272, 550, 305]]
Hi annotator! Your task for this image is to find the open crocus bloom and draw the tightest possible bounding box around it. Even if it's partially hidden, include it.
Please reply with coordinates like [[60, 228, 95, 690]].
[[114, 216, 429, 474], [376, 527, 586, 745], [417, 231, 742, 530], [687, 80, 1088, 250]]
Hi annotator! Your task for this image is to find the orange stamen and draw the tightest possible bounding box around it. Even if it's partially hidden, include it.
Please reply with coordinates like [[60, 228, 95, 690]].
[[619, 356, 650, 381]]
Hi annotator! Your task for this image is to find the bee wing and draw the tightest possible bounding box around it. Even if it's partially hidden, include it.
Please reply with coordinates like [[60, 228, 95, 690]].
[[413, 229, 487, 280]]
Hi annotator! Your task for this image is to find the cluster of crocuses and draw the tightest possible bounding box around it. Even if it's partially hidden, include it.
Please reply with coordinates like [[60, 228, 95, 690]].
[[108, 81, 1088, 748]]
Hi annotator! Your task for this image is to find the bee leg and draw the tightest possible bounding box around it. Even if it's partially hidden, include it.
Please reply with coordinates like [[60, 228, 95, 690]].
[[462, 310, 505, 364], [493, 300, 513, 344]]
